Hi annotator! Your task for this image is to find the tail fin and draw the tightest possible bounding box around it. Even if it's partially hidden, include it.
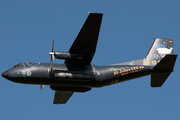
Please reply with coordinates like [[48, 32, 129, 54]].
[[144, 38, 177, 87], [144, 38, 174, 66], [151, 54, 177, 87]]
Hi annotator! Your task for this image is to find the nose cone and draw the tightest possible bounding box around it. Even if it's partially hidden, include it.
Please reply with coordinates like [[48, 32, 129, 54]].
[[2, 70, 9, 79]]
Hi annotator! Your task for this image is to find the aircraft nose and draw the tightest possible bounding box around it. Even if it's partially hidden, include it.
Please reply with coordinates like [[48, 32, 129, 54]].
[[2, 70, 9, 79]]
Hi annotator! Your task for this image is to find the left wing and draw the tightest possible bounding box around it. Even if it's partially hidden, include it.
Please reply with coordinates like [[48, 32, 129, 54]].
[[66, 13, 103, 64], [53, 91, 74, 104]]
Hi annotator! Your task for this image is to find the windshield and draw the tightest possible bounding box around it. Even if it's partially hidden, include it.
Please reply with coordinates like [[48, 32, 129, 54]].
[[13, 64, 21, 68]]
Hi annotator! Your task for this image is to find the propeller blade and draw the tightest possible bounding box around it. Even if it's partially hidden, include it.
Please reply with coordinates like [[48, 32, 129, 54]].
[[49, 40, 54, 70], [50, 56, 53, 70], [51, 40, 54, 52]]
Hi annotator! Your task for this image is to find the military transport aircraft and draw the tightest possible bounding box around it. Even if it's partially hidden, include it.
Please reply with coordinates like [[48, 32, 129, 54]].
[[2, 13, 177, 104]]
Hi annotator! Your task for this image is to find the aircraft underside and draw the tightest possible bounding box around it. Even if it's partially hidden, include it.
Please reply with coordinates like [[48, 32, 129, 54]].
[[2, 12, 177, 104]]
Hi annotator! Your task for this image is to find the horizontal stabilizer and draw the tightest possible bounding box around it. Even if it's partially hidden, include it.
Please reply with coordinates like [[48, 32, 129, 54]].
[[154, 54, 177, 71], [151, 72, 171, 87], [151, 54, 177, 87]]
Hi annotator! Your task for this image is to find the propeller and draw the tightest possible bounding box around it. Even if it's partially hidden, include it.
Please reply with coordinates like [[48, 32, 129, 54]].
[[49, 40, 55, 70], [41, 40, 55, 90]]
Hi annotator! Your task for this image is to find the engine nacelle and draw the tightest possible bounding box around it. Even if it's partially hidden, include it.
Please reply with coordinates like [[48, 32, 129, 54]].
[[54, 52, 86, 60], [54, 72, 95, 80]]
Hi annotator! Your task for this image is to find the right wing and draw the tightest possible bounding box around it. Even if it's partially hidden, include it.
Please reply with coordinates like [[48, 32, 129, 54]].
[[53, 91, 74, 104], [66, 13, 103, 64]]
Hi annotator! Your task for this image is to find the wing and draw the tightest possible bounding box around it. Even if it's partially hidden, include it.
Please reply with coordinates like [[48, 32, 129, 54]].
[[66, 13, 103, 64], [53, 91, 74, 104]]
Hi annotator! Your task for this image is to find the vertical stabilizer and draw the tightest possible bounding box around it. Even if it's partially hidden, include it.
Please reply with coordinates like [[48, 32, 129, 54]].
[[144, 38, 174, 66]]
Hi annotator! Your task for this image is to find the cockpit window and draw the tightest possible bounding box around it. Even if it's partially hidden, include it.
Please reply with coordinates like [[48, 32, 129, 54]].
[[13, 64, 21, 68]]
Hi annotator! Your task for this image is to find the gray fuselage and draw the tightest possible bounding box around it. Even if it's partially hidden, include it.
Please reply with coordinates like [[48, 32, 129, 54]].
[[5, 62, 153, 88]]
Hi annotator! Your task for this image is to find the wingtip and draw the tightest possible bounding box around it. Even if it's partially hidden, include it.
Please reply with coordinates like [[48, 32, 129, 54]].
[[88, 12, 103, 15]]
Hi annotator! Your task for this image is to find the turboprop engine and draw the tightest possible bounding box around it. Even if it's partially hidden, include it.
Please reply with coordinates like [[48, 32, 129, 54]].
[[51, 51, 87, 60], [48, 40, 87, 61]]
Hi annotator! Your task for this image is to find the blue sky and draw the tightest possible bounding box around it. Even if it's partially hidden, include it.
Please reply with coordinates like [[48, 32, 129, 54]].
[[0, 0, 180, 120]]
